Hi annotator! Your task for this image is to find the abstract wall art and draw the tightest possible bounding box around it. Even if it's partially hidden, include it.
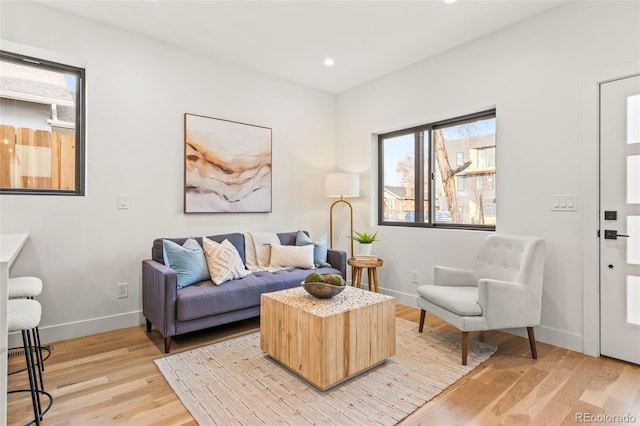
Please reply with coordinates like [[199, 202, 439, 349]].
[[184, 113, 272, 213]]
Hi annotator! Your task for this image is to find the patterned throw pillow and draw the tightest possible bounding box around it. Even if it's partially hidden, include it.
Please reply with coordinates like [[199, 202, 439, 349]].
[[203, 237, 250, 285], [162, 237, 210, 289], [269, 244, 315, 269]]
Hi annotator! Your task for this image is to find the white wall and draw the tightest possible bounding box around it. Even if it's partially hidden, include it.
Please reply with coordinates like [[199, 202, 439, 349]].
[[0, 2, 336, 344], [336, 1, 640, 352]]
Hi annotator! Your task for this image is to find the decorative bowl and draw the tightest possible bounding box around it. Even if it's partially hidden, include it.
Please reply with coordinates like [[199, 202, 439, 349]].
[[302, 281, 346, 299]]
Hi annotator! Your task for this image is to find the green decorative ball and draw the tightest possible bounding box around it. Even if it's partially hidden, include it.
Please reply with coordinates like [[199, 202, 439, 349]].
[[323, 274, 346, 286], [304, 272, 324, 283]]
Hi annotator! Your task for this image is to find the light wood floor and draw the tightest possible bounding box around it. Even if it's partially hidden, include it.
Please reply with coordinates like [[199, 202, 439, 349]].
[[7, 305, 640, 425]]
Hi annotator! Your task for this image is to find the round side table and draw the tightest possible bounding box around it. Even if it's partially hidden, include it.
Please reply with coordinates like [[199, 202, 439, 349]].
[[347, 257, 384, 292]]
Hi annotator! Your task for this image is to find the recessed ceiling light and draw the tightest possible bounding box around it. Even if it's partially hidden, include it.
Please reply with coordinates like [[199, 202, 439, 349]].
[[324, 58, 335, 67], [444, 0, 457, 3]]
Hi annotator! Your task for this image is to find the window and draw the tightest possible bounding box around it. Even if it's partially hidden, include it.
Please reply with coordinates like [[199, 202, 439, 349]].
[[0, 50, 85, 195], [381, 133, 419, 222], [378, 110, 496, 229]]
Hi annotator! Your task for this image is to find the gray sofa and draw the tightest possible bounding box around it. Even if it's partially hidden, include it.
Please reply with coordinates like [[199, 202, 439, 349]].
[[142, 231, 347, 353]]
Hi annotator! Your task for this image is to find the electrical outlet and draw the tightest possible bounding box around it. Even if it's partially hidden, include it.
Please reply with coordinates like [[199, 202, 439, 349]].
[[411, 270, 419, 284], [118, 194, 129, 209], [117, 282, 128, 298]]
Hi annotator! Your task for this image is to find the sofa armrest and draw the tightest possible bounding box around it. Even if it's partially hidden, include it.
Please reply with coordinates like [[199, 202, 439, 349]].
[[327, 249, 347, 279], [142, 259, 178, 339], [434, 266, 476, 287]]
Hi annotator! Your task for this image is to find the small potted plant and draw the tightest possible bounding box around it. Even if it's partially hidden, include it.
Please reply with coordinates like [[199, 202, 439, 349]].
[[348, 231, 379, 256]]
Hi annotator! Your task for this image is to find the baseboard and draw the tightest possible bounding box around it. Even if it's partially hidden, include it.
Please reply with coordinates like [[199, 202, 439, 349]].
[[378, 286, 417, 307], [7, 310, 144, 348], [503, 324, 583, 354], [378, 286, 585, 354]]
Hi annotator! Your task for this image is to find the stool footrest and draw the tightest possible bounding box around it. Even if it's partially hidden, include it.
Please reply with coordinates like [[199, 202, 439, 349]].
[[7, 346, 51, 375], [7, 389, 53, 424]]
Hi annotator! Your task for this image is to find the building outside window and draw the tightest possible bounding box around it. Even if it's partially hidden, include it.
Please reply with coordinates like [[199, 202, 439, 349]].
[[484, 204, 496, 219], [378, 110, 496, 229], [487, 174, 495, 190]]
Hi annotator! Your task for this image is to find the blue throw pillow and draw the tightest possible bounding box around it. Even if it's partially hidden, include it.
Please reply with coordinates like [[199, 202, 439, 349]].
[[295, 231, 331, 268], [163, 237, 210, 289]]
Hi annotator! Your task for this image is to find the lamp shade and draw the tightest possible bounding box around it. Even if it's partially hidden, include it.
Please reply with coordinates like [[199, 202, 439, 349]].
[[325, 173, 359, 198]]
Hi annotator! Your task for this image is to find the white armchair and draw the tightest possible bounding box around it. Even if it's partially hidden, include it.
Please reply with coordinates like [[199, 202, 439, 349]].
[[416, 234, 545, 365]]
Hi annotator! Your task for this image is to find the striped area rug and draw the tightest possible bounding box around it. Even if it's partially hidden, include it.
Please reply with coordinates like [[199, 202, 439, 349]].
[[155, 319, 496, 425]]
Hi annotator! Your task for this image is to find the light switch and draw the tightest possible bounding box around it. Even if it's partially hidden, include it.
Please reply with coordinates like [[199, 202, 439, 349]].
[[551, 195, 577, 212], [118, 194, 129, 209]]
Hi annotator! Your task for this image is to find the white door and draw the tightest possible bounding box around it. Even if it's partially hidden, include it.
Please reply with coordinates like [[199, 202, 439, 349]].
[[600, 74, 640, 365]]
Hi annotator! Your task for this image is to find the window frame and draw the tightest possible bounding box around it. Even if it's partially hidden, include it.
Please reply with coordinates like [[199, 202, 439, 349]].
[[0, 49, 86, 196], [377, 109, 496, 231]]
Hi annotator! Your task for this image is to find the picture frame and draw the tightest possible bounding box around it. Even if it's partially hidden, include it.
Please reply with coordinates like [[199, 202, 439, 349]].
[[184, 113, 272, 213]]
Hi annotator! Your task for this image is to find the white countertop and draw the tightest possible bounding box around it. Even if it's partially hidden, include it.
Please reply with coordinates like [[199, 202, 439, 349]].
[[1, 233, 29, 265], [1, 233, 29, 425]]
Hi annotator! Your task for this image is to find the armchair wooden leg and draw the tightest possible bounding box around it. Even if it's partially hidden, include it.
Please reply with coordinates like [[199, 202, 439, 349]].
[[461, 331, 469, 365], [527, 327, 538, 359], [164, 337, 172, 354], [145, 318, 152, 333], [419, 310, 426, 333]]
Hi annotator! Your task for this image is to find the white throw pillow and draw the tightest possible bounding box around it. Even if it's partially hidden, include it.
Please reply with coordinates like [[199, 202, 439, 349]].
[[202, 237, 250, 285], [269, 244, 315, 269]]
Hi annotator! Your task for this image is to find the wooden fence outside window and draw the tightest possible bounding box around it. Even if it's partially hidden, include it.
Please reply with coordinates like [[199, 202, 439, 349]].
[[0, 124, 76, 190]]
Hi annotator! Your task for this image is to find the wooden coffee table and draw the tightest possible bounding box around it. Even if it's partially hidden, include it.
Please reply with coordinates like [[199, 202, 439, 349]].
[[260, 286, 396, 390]]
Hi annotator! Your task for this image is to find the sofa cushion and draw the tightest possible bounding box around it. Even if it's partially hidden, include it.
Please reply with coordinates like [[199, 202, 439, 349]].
[[176, 265, 343, 321], [264, 266, 341, 287], [177, 277, 262, 321], [162, 238, 210, 289], [417, 285, 482, 316], [176, 273, 279, 321], [277, 231, 300, 246], [203, 237, 250, 285], [152, 233, 245, 265]]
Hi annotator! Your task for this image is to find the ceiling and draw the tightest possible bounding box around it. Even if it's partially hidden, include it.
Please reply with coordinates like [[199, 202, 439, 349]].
[[38, 0, 568, 94]]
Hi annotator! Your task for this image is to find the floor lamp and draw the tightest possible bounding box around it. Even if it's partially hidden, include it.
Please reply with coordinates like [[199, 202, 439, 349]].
[[325, 173, 359, 259]]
